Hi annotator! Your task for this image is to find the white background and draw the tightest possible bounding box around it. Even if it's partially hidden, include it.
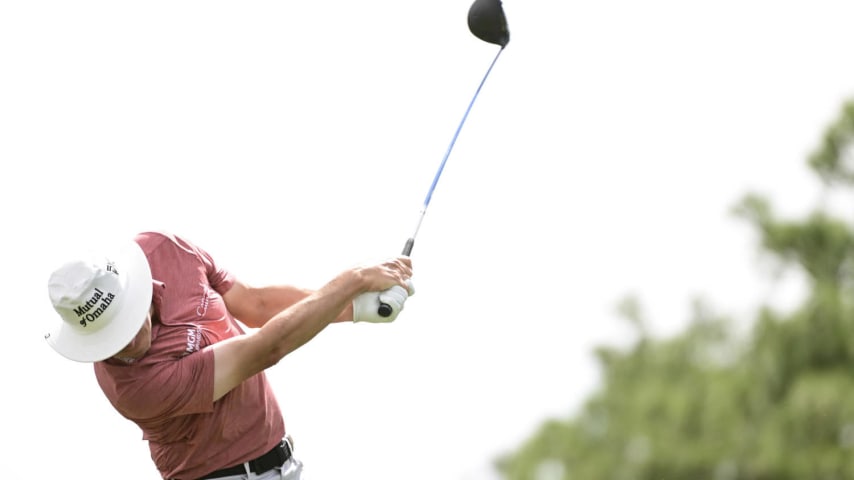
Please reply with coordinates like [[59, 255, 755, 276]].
[[3, 1, 854, 479]]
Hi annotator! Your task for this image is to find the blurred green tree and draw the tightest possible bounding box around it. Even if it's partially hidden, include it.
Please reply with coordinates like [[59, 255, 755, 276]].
[[497, 99, 854, 480]]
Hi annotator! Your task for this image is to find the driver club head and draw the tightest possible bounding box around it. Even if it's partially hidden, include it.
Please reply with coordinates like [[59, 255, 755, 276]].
[[467, 0, 510, 48]]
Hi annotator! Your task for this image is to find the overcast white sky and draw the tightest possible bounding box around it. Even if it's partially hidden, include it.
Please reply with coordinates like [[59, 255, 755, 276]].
[[3, 1, 854, 479]]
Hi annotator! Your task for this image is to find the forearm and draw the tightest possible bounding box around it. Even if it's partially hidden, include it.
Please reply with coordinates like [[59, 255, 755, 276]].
[[253, 285, 354, 325], [255, 271, 365, 358], [235, 285, 314, 328], [265, 290, 350, 353], [213, 270, 363, 401]]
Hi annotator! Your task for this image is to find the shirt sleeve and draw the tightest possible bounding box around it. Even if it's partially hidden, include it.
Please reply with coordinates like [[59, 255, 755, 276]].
[[95, 348, 216, 423], [190, 238, 235, 296]]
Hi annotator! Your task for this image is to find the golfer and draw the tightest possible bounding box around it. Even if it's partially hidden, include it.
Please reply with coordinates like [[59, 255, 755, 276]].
[[44, 231, 414, 479]]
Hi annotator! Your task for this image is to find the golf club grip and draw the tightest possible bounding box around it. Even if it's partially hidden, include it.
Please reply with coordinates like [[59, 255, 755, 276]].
[[401, 238, 414, 256], [377, 238, 416, 317]]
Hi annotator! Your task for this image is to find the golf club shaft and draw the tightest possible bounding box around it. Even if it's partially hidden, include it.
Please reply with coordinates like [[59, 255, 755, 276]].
[[402, 46, 505, 256], [377, 46, 505, 317]]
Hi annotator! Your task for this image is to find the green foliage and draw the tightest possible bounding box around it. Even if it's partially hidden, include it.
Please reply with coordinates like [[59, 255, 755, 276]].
[[809, 101, 854, 186], [497, 99, 854, 480]]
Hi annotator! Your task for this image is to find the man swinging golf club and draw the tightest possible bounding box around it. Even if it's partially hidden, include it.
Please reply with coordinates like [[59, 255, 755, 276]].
[[43, 0, 508, 477], [44, 231, 414, 479]]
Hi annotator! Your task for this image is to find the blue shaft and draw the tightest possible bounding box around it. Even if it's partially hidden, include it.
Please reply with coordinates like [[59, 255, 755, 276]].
[[401, 46, 505, 256], [423, 46, 504, 210]]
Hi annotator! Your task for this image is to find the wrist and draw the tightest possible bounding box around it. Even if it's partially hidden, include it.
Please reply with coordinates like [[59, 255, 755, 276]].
[[349, 266, 374, 295], [334, 302, 355, 323]]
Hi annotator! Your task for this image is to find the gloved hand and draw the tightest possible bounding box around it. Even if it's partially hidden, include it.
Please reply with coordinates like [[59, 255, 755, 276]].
[[352, 280, 415, 323]]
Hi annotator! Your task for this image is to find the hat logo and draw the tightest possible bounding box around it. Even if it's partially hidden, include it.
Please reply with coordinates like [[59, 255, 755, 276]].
[[106, 262, 119, 276], [73, 287, 117, 328]]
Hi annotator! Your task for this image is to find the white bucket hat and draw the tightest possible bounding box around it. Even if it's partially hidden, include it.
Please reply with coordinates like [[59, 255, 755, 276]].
[[46, 241, 153, 362]]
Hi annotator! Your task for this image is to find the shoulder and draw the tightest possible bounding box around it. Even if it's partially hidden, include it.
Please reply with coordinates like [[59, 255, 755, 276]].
[[134, 231, 195, 250], [134, 231, 173, 252], [135, 231, 211, 260]]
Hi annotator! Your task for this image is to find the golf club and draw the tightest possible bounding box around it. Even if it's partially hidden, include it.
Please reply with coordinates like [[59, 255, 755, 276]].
[[378, 0, 510, 317]]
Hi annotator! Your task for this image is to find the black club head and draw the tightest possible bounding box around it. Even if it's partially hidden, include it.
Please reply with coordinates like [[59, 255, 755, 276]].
[[467, 0, 510, 48]]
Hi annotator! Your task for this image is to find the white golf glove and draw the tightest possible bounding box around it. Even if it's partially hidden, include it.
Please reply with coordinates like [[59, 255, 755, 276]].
[[353, 280, 415, 323]]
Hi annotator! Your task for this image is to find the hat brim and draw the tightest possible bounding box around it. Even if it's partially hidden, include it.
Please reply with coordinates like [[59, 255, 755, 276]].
[[46, 241, 153, 362]]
